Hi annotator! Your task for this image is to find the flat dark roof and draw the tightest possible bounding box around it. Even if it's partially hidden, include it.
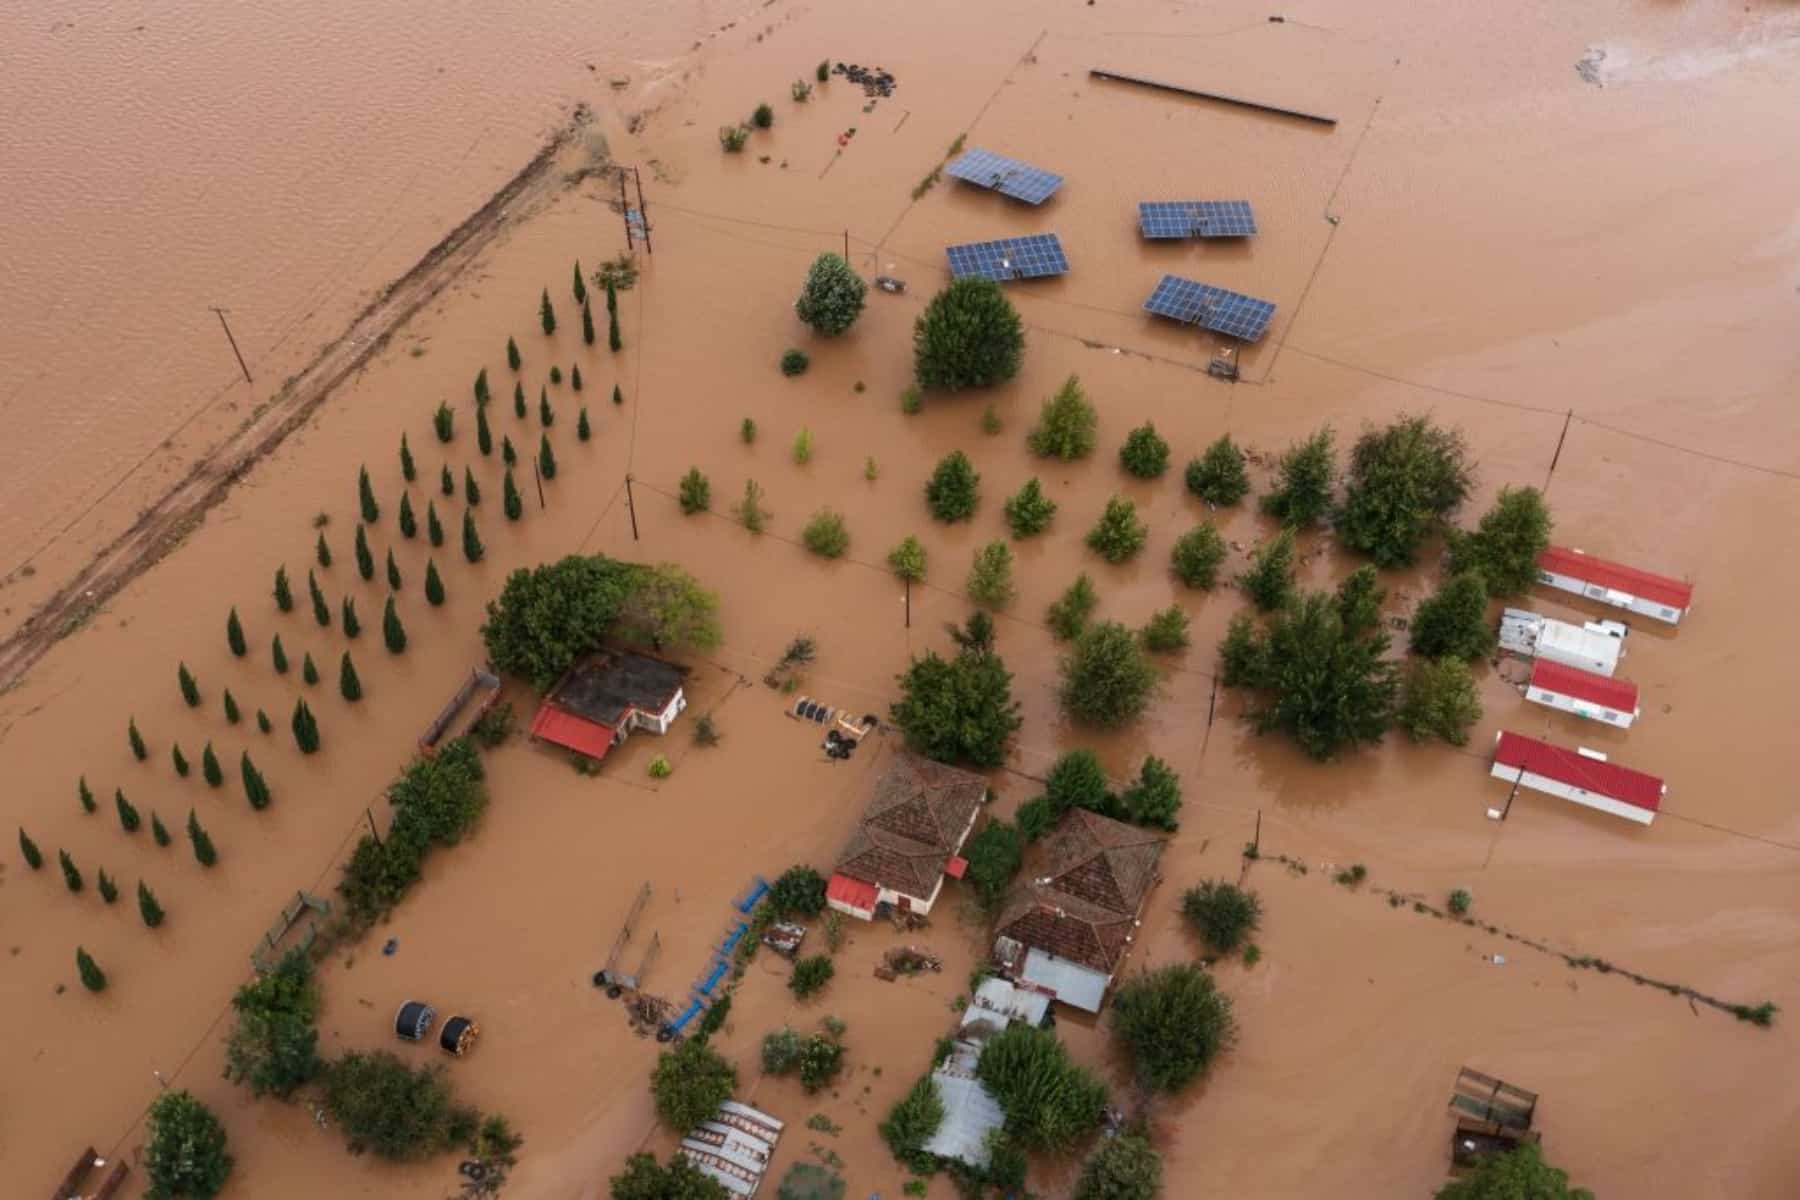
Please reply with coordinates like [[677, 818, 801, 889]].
[[551, 651, 685, 727]]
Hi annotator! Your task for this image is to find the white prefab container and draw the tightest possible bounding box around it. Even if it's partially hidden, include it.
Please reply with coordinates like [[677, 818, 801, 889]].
[[1536, 546, 1693, 626], [1498, 609, 1623, 677], [1524, 660, 1640, 729]]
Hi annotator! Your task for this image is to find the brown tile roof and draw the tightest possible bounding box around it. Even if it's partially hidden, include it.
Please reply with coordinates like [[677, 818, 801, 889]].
[[835, 753, 989, 901], [994, 809, 1165, 975]]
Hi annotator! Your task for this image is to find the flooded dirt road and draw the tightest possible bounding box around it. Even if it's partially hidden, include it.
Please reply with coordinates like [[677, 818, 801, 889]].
[[3, 0, 1798, 1196]]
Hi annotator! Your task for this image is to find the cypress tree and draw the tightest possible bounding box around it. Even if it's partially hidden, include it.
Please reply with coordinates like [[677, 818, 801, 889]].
[[273, 565, 293, 612], [503, 470, 523, 520], [398, 492, 417, 539], [302, 653, 320, 686], [315, 531, 332, 568], [76, 947, 107, 992], [227, 607, 247, 656], [474, 366, 490, 407], [477, 405, 493, 456], [573, 260, 588, 305], [78, 777, 96, 814], [424, 560, 446, 606], [608, 307, 622, 352], [223, 689, 241, 724], [540, 390, 555, 427], [385, 548, 402, 591], [383, 597, 408, 653], [172, 744, 190, 776], [440, 463, 455, 497], [256, 709, 272, 734], [342, 596, 362, 638], [462, 510, 484, 563], [606, 276, 618, 313], [464, 466, 482, 505], [138, 881, 165, 927], [19, 828, 43, 869], [151, 811, 171, 847], [358, 465, 380, 523], [539, 434, 558, 481], [187, 809, 217, 868], [98, 869, 119, 905], [201, 741, 224, 788], [571, 364, 583, 393], [502, 435, 517, 468], [540, 287, 556, 335], [513, 381, 527, 419], [507, 335, 521, 371], [399, 432, 417, 482], [59, 849, 84, 892], [178, 663, 201, 708], [426, 501, 445, 547], [291, 699, 320, 754], [354, 524, 375, 581], [129, 717, 148, 761], [612, 383, 623, 407], [339, 652, 363, 701], [115, 789, 141, 833], [308, 570, 331, 627], [272, 634, 289, 674], [577, 407, 591, 442], [434, 401, 455, 442], [241, 752, 272, 810], [581, 299, 595, 345]]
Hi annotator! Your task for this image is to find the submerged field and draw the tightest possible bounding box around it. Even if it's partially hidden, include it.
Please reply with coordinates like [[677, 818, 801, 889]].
[[3, 0, 1799, 1197]]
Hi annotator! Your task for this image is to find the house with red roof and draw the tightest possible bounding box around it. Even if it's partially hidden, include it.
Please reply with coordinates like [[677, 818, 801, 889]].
[[827, 753, 989, 921], [1489, 731, 1663, 826], [1525, 659, 1640, 729], [527, 650, 687, 762], [1536, 546, 1694, 625]]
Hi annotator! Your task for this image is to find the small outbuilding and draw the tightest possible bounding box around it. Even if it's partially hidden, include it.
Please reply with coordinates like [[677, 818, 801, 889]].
[[1489, 731, 1663, 826], [527, 650, 687, 762], [1498, 608, 1624, 677], [1536, 545, 1693, 625], [827, 753, 988, 921], [1524, 659, 1640, 729]]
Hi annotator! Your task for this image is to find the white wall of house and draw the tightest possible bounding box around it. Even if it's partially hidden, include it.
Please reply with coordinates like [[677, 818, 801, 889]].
[[1487, 761, 1658, 825], [1538, 569, 1686, 625], [846, 789, 987, 918], [1524, 685, 1637, 729]]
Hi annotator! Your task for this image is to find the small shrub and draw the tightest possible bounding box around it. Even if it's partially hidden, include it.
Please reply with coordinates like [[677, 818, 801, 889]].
[[1335, 863, 1368, 886], [752, 102, 774, 129], [965, 541, 1015, 609], [139, 881, 165, 927], [1185, 435, 1251, 505], [19, 828, 43, 869], [1003, 478, 1057, 538], [887, 535, 927, 582], [188, 809, 218, 868], [1118, 755, 1182, 829], [734, 479, 770, 533], [178, 662, 201, 707], [981, 403, 1003, 435], [1171, 524, 1227, 589], [792, 79, 813, 102], [740, 417, 758, 444], [1085, 496, 1148, 563], [1046, 574, 1099, 641], [720, 124, 750, 151], [791, 955, 835, 998], [647, 755, 672, 779], [794, 253, 867, 336], [77, 947, 107, 992], [1027, 375, 1097, 460], [816, 59, 831, 83], [1073, 1134, 1162, 1200], [899, 386, 923, 415], [1140, 605, 1190, 652], [59, 848, 84, 892], [1182, 881, 1262, 954], [1448, 888, 1473, 917], [924, 451, 980, 522], [880, 1075, 944, 1174], [1119, 422, 1170, 478], [471, 701, 516, 748], [679, 468, 712, 514], [792, 426, 814, 465], [780, 348, 810, 376], [863, 456, 879, 481], [802, 510, 850, 558]]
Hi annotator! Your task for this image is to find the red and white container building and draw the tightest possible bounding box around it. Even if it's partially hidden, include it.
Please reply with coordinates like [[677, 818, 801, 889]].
[[1489, 731, 1664, 826], [1524, 660, 1640, 729], [1536, 546, 1694, 625]]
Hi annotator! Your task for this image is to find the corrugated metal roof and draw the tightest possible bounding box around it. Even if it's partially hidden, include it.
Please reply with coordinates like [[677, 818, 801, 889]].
[[1529, 659, 1639, 712], [920, 1071, 1004, 1168], [528, 703, 615, 759], [826, 872, 877, 912], [1493, 732, 1664, 812], [1019, 948, 1111, 1013], [1539, 546, 1693, 610]]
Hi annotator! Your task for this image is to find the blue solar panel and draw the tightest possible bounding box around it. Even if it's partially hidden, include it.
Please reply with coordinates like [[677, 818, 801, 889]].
[[945, 234, 1070, 282], [1138, 201, 1256, 239], [1143, 274, 1276, 341], [945, 147, 1065, 205]]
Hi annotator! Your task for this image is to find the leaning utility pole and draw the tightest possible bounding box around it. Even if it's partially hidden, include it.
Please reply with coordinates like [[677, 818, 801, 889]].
[[210, 307, 252, 383]]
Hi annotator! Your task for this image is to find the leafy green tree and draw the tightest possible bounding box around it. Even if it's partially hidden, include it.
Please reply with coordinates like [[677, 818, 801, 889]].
[[789, 954, 835, 998], [976, 1024, 1108, 1151], [912, 277, 1025, 391], [241, 752, 272, 810], [358, 465, 381, 523], [1336, 415, 1473, 566], [1073, 1134, 1163, 1200], [399, 492, 418, 539], [309, 569, 331, 627], [226, 608, 247, 657], [19, 827, 43, 869], [1061, 620, 1157, 728], [322, 1050, 475, 1161], [187, 809, 217, 867], [1140, 605, 1190, 653], [1182, 881, 1261, 953], [273, 565, 294, 612], [1045, 748, 1111, 816], [540, 287, 557, 334], [98, 869, 119, 904], [316, 531, 333, 568], [879, 1075, 945, 1173], [78, 778, 97, 814], [1111, 963, 1235, 1092], [225, 948, 320, 1098], [76, 946, 107, 993], [1086, 496, 1148, 563], [1119, 422, 1170, 478], [1185, 434, 1250, 505], [1003, 477, 1057, 538], [577, 407, 591, 441], [291, 699, 321, 755], [651, 1038, 738, 1132], [201, 741, 223, 787], [1261, 427, 1336, 526], [462, 509, 485, 562], [178, 663, 200, 707], [802, 510, 850, 558], [479, 556, 637, 688], [609, 1153, 730, 1200], [507, 335, 521, 371], [1027, 375, 1098, 460], [116, 788, 141, 833], [59, 848, 84, 892], [924, 450, 980, 522], [582, 299, 596, 346], [1047, 572, 1099, 641], [794, 252, 867, 335], [1238, 527, 1298, 612], [963, 819, 1023, 910], [965, 541, 1015, 608], [1119, 755, 1181, 829], [1434, 1143, 1594, 1200], [613, 562, 724, 652], [889, 613, 1021, 767], [770, 865, 828, 917], [151, 811, 171, 846], [386, 738, 489, 847], [1398, 657, 1482, 746], [355, 523, 375, 580], [538, 434, 557, 480], [1409, 572, 1495, 660], [424, 561, 446, 606], [382, 596, 407, 653], [129, 717, 149, 761], [1171, 524, 1227, 589], [1336, 564, 1386, 635], [139, 880, 165, 927], [1447, 485, 1553, 596], [426, 501, 445, 547], [399, 433, 417, 482], [887, 535, 927, 582]]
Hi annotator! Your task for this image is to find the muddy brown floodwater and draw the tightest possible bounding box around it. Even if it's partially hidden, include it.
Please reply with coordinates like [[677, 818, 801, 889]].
[[4, 0, 1800, 1197]]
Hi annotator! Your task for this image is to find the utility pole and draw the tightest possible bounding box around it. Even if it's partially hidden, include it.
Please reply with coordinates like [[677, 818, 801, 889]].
[[533, 459, 545, 509], [619, 170, 634, 251], [634, 167, 653, 255], [210, 307, 252, 383], [365, 806, 382, 848], [625, 474, 640, 541], [843, 229, 850, 262], [904, 578, 911, 628], [1545, 409, 1574, 490]]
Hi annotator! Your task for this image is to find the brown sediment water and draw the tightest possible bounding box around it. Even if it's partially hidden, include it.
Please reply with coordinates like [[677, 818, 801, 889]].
[[3, 0, 1799, 1197]]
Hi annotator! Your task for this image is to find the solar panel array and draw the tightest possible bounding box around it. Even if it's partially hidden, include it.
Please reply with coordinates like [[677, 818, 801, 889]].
[[945, 234, 1070, 282], [945, 148, 1066, 205], [1143, 274, 1277, 341], [1138, 201, 1257, 239]]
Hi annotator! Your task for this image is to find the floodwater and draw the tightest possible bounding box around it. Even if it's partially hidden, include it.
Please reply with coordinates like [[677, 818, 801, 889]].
[[3, 0, 1799, 1197]]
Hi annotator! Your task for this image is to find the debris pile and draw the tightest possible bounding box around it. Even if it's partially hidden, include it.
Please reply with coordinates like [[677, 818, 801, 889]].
[[875, 945, 942, 980], [626, 992, 676, 1037], [832, 62, 897, 97]]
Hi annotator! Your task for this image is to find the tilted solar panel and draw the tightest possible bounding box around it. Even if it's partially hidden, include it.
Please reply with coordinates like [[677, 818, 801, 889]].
[[945, 148, 1066, 205], [1137, 201, 1257, 239], [1142, 274, 1276, 341], [945, 234, 1070, 282]]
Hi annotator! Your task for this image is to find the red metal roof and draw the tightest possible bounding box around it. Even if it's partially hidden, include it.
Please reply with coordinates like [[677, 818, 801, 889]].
[[1493, 732, 1663, 812], [826, 872, 878, 912], [1529, 660, 1640, 713], [528, 701, 615, 760], [944, 855, 969, 880], [1538, 546, 1693, 611]]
